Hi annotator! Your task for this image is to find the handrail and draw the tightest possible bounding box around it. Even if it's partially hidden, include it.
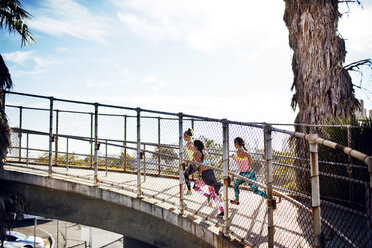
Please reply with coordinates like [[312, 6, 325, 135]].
[[4, 90, 372, 248]]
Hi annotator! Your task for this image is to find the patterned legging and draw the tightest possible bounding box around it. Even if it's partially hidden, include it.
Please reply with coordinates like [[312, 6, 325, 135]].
[[194, 179, 224, 212], [234, 170, 267, 201], [184, 163, 198, 191]]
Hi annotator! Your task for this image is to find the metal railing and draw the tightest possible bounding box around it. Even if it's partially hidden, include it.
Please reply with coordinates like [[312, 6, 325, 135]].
[[2, 90, 372, 248]]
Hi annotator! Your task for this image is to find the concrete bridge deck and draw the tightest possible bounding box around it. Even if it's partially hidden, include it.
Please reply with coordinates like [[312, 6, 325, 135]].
[[2, 164, 312, 248]]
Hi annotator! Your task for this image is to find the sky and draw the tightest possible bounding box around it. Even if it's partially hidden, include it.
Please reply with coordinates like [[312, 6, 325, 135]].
[[1, 0, 372, 124]]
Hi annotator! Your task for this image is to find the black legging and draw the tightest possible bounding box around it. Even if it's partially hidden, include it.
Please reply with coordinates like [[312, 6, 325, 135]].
[[184, 163, 198, 190], [201, 169, 222, 195]]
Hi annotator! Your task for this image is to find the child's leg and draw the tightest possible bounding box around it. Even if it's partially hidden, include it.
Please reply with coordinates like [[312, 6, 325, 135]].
[[184, 164, 197, 191], [208, 187, 224, 212], [233, 177, 246, 202], [247, 170, 267, 199], [202, 169, 222, 195], [194, 179, 209, 197]]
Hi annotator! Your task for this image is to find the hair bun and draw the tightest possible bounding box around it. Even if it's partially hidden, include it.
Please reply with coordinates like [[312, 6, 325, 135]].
[[185, 128, 194, 137]]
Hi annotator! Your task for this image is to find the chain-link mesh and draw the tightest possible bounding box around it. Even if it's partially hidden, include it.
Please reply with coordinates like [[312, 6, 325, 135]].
[[5, 93, 51, 173], [3, 91, 372, 248]]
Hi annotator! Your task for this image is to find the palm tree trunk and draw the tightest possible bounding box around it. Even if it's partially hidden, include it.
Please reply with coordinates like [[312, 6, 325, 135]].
[[283, 0, 360, 196], [284, 0, 359, 132]]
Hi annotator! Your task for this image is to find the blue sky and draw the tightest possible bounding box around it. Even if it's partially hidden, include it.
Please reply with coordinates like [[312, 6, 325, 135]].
[[1, 0, 372, 124]]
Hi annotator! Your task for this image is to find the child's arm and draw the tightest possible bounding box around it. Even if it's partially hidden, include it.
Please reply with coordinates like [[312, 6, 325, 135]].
[[230, 153, 237, 162]]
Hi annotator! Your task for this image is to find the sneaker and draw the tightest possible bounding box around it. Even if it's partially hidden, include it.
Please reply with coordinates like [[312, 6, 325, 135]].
[[185, 190, 192, 196], [230, 200, 240, 205], [217, 211, 224, 217]]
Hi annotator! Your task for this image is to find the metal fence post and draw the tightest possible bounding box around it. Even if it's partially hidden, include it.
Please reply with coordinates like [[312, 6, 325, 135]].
[[347, 125, 353, 206], [94, 103, 99, 185], [143, 144, 146, 182], [48, 97, 54, 176], [178, 113, 184, 215], [136, 108, 142, 197], [55, 110, 59, 166], [105, 140, 108, 177], [264, 124, 274, 248], [123, 115, 127, 171], [158, 117, 161, 175], [222, 119, 230, 235], [309, 134, 322, 248], [18, 106, 22, 162], [90, 113, 93, 169], [365, 183, 371, 244], [66, 137, 69, 171], [26, 133, 29, 166], [366, 157, 372, 226]]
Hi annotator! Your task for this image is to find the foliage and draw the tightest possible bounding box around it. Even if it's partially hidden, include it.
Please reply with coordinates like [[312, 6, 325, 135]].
[[151, 146, 178, 164], [317, 118, 372, 206], [0, 190, 25, 246], [199, 136, 223, 168], [38, 152, 87, 167], [0, 0, 35, 47]]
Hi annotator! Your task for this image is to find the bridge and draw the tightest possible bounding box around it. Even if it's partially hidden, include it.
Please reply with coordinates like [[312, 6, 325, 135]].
[[1, 91, 372, 248]]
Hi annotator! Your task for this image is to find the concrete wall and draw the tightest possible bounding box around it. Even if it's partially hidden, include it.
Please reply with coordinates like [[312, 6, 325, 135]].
[[0, 170, 243, 248]]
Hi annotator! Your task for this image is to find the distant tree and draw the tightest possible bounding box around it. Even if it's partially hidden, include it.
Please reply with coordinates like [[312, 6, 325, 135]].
[[199, 136, 223, 168], [152, 146, 178, 164], [119, 151, 136, 168]]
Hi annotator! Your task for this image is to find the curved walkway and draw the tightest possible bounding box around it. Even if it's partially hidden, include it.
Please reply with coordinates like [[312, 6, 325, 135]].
[[2, 163, 312, 248]]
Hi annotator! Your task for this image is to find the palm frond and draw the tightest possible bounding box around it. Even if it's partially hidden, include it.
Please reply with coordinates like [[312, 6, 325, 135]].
[[0, 54, 12, 90], [0, 0, 35, 46]]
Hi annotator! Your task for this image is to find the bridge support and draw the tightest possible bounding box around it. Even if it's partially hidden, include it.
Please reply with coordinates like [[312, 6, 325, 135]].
[[222, 119, 230, 235], [309, 134, 323, 248], [264, 124, 274, 248]]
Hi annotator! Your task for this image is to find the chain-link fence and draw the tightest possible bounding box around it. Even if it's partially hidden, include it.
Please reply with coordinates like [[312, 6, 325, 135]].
[[3, 91, 372, 248]]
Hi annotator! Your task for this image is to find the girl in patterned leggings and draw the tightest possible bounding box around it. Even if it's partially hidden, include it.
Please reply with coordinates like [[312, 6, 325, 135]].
[[230, 137, 267, 205], [183, 128, 197, 195], [192, 140, 224, 217]]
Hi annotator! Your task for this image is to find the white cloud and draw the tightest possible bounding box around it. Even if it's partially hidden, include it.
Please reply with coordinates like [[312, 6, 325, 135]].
[[56, 47, 68, 53], [3, 51, 34, 65], [29, 0, 111, 43], [84, 68, 166, 92], [113, 0, 287, 52], [117, 13, 180, 41], [3, 51, 60, 77]]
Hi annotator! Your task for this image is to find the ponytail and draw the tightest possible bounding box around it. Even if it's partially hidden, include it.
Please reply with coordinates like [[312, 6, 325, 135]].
[[193, 140, 205, 162], [234, 137, 247, 151]]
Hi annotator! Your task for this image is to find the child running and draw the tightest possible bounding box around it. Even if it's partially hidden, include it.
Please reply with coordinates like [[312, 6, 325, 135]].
[[192, 140, 224, 217], [183, 128, 197, 195], [230, 137, 267, 205]]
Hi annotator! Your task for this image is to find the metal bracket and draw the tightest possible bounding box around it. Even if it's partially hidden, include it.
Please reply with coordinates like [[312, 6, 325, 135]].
[[267, 199, 277, 209]]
